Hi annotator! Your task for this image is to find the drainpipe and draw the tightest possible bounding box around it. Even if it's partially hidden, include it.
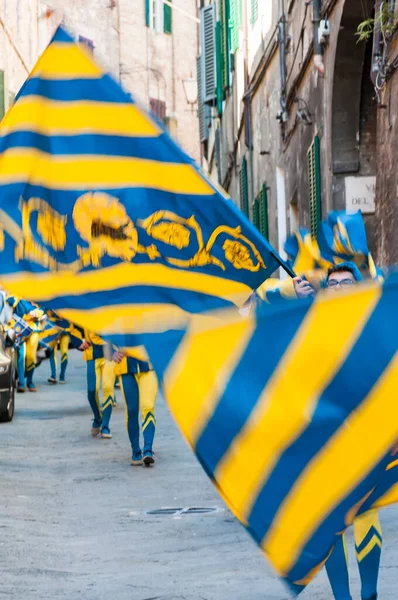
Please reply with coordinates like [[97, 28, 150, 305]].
[[312, 0, 325, 75], [242, 0, 255, 207], [278, 10, 287, 117]]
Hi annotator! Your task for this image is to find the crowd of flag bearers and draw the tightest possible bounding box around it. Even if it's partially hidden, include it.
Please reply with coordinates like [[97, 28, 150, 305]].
[[0, 294, 158, 468], [0, 25, 396, 599]]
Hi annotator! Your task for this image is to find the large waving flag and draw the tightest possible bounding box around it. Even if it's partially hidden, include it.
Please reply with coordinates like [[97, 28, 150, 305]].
[[142, 274, 398, 593], [0, 27, 285, 340]]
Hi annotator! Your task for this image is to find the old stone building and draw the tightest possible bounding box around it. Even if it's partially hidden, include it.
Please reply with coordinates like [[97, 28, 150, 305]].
[[0, 0, 200, 160], [198, 0, 396, 266]]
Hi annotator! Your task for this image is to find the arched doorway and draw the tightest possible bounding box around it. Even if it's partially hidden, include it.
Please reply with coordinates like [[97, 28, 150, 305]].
[[331, 0, 377, 251]]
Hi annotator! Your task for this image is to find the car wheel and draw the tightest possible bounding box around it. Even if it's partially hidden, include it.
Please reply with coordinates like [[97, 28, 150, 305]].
[[0, 376, 15, 423]]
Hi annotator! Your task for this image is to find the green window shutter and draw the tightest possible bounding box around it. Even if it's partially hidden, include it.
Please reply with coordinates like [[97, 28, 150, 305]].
[[164, 0, 172, 34], [229, 0, 242, 54], [308, 135, 322, 237], [201, 5, 216, 104], [239, 157, 249, 216], [145, 0, 150, 27], [220, 0, 230, 90], [0, 71, 5, 121], [253, 196, 260, 229], [197, 55, 205, 141], [251, 0, 258, 25], [215, 21, 223, 115], [259, 184, 269, 239], [215, 127, 222, 183], [197, 55, 211, 141]]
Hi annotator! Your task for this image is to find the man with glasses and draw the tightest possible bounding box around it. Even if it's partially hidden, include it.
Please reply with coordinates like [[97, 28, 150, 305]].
[[324, 262, 381, 600], [326, 264, 358, 291]]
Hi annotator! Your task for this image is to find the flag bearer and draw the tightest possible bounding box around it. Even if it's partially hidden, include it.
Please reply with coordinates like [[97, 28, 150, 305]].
[[6, 295, 44, 392], [48, 333, 70, 384], [80, 332, 116, 439], [113, 347, 158, 467], [324, 263, 382, 600]]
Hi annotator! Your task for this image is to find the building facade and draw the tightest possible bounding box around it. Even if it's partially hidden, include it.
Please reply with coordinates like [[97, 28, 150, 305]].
[[197, 0, 397, 266], [0, 0, 200, 160]]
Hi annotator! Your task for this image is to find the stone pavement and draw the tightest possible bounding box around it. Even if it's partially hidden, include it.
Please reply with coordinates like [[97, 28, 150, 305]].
[[0, 351, 397, 600]]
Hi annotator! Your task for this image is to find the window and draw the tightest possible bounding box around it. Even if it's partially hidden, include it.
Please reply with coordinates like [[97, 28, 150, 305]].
[[239, 157, 249, 216], [229, 0, 242, 54], [78, 35, 94, 52], [200, 5, 216, 105], [254, 184, 269, 239], [215, 0, 231, 115], [308, 135, 322, 236], [251, 0, 259, 25], [196, 56, 211, 142], [150, 98, 166, 122], [164, 0, 172, 34], [145, 0, 171, 34]]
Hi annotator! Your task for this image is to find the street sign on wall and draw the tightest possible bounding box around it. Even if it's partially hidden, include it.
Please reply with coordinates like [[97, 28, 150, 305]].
[[345, 175, 376, 214]]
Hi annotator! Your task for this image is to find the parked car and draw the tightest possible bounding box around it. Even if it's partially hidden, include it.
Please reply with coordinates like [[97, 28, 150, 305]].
[[0, 327, 16, 422]]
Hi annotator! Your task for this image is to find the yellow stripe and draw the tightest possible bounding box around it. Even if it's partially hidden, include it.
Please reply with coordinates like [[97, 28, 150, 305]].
[[60, 304, 200, 335], [263, 351, 398, 575], [354, 509, 381, 546], [1, 97, 160, 137], [386, 458, 398, 471], [165, 314, 255, 447], [356, 536, 382, 563], [31, 42, 103, 79], [214, 285, 381, 525], [142, 415, 156, 431], [0, 148, 214, 195], [1, 263, 251, 305], [102, 399, 113, 411]]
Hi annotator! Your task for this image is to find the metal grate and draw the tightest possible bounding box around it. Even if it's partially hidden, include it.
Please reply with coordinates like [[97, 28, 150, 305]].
[[145, 507, 221, 517], [308, 135, 322, 237]]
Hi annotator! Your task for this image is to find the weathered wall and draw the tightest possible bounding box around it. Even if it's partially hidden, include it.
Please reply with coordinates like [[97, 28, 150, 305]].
[[375, 34, 398, 267], [205, 0, 381, 258], [0, 0, 39, 106]]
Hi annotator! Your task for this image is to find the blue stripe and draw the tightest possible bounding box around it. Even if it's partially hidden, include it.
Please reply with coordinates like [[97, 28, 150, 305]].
[[195, 300, 312, 475], [53, 28, 74, 44], [41, 286, 234, 316], [247, 287, 398, 543], [0, 131, 186, 163], [16, 75, 131, 104]]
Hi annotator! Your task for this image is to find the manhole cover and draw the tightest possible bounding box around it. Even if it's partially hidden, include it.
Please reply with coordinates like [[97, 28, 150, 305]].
[[145, 507, 221, 516]]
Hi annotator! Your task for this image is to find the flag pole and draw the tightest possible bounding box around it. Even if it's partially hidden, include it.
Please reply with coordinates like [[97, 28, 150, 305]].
[[269, 248, 297, 278]]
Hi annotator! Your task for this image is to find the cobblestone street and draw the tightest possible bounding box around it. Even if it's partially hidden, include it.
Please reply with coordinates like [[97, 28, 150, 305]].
[[1, 352, 397, 600]]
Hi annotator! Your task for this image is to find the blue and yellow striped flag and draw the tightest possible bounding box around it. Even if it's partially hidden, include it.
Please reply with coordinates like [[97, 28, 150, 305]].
[[0, 26, 284, 339], [141, 274, 398, 593]]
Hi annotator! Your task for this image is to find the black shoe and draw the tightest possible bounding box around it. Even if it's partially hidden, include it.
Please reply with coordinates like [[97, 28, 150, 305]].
[[143, 451, 155, 467]]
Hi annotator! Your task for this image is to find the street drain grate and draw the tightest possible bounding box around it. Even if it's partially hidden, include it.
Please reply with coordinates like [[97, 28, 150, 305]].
[[145, 507, 221, 517]]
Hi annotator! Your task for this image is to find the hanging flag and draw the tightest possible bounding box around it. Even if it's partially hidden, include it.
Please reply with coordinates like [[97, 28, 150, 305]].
[[38, 318, 62, 350], [0, 26, 285, 343], [317, 210, 382, 279], [141, 273, 398, 594]]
